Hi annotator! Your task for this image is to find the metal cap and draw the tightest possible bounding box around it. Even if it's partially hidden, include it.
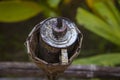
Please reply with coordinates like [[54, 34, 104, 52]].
[[40, 17, 78, 48]]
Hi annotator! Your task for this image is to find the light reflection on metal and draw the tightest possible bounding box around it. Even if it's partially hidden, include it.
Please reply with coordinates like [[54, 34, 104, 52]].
[[40, 18, 78, 48]]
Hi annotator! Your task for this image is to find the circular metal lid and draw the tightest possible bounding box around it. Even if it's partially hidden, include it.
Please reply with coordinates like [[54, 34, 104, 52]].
[[40, 17, 78, 48]]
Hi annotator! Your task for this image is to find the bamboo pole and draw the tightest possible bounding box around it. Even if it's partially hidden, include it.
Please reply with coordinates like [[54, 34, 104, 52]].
[[0, 62, 120, 79]]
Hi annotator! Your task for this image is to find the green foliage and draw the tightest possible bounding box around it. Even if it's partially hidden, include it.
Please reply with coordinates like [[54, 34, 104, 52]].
[[75, 0, 120, 66], [93, 1, 120, 29], [0, 0, 62, 22], [76, 0, 120, 46], [0, 1, 41, 22], [40, 4, 58, 17], [73, 53, 120, 66], [47, 0, 61, 8], [119, 0, 120, 5]]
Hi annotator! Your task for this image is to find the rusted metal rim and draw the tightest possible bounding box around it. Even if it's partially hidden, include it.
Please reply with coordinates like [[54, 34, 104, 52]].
[[40, 17, 80, 48]]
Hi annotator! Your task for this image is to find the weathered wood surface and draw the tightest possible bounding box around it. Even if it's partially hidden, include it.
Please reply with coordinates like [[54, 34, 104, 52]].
[[0, 62, 120, 79]]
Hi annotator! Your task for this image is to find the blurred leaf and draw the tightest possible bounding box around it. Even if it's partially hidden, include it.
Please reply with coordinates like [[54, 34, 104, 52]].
[[91, 0, 120, 32], [86, 0, 120, 35], [39, 4, 58, 17], [63, 0, 72, 4], [43, 9, 58, 17], [47, 0, 60, 8], [76, 8, 120, 46], [73, 53, 120, 66], [0, 1, 42, 22], [118, 0, 120, 5], [86, 0, 94, 9], [105, 0, 120, 23], [37, 0, 59, 17]]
